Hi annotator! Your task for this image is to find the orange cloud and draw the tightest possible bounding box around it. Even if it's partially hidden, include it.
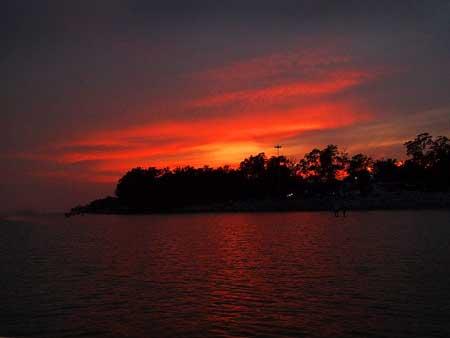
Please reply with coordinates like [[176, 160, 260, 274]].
[[49, 100, 369, 177], [191, 70, 371, 108], [28, 49, 380, 183]]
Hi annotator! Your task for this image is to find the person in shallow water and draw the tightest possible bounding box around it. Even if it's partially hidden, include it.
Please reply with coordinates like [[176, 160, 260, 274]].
[[333, 197, 348, 217]]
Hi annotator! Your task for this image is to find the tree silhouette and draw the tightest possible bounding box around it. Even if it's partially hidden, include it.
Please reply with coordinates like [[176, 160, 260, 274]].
[[348, 154, 372, 177], [115, 167, 162, 208], [72, 132, 450, 214], [298, 145, 347, 184], [403, 133, 450, 190], [373, 159, 401, 184], [404, 132, 434, 167], [239, 153, 266, 180], [347, 154, 373, 195]]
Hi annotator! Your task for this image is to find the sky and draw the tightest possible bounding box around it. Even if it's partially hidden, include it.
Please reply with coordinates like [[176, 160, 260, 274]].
[[2, 0, 450, 212]]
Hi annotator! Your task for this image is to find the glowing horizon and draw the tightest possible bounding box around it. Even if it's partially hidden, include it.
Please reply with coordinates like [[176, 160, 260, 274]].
[[2, 1, 450, 210]]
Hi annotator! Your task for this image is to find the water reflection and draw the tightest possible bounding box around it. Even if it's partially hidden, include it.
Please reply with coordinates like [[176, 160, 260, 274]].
[[1, 211, 450, 337]]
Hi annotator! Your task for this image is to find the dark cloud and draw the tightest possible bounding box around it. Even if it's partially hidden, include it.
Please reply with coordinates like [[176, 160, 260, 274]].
[[2, 0, 450, 211], [3, 1, 449, 46]]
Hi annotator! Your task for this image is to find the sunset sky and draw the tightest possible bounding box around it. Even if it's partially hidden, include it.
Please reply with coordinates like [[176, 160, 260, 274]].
[[2, 0, 450, 211]]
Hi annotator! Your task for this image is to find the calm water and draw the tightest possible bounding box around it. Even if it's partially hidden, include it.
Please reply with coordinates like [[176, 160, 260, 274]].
[[1, 211, 450, 338]]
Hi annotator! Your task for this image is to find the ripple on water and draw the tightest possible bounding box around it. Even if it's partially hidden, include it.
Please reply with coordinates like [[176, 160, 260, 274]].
[[0, 211, 450, 337]]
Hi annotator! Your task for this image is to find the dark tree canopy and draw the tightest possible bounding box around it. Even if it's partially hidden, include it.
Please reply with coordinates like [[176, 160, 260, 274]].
[[297, 145, 348, 191], [75, 133, 450, 213], [403, 133, 450, 190]]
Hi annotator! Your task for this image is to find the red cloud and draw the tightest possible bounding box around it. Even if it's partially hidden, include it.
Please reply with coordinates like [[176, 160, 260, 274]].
[[51, 100, 370, 177], [191, 70, 371, 108], [195, 48, 352, 85], [30, 49, 380, 182]]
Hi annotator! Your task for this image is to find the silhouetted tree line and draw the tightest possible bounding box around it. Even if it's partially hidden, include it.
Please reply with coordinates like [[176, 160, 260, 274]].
[[75, 133, 450, 213]]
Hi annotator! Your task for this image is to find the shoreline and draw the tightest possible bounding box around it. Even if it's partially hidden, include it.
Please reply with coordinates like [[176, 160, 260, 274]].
[[69, 191, 450, 216]]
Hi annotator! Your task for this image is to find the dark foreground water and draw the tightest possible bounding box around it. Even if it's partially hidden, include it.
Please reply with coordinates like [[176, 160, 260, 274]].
[[1, 211, 450, 338]]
